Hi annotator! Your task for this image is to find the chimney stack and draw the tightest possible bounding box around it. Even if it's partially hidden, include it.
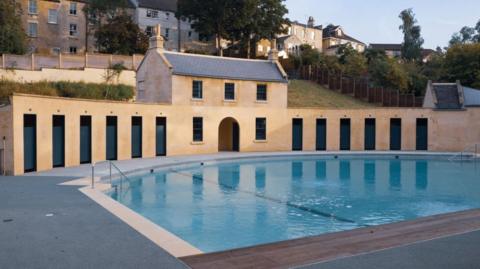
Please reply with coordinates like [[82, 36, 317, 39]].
[[268, 39, 279, 61], [307, 16, 315, 28], [149, 24, 165, 50]]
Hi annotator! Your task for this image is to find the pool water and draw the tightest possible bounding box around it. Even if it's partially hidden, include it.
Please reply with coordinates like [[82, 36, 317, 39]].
[[108, 156, 480, 253]]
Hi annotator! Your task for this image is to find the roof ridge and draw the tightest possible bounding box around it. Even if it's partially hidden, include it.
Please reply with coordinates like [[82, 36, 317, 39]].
[[163, 51, 272, 63]]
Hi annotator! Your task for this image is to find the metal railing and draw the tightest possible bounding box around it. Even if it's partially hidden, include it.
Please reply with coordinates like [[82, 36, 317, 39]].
[[109, 161, 133, 199], [449, 144, 480, 162]]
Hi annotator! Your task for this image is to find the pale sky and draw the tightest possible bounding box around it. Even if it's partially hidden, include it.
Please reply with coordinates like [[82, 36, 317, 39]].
[[284, 0, 480, 49]]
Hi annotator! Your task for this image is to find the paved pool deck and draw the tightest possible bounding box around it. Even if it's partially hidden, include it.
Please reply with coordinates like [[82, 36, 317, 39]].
[[3, 152, 480, 269]]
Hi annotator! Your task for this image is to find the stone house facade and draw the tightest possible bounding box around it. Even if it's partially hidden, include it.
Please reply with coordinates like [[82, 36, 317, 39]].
[[323, 25, 366, 55], [18, 0, 96, 54]]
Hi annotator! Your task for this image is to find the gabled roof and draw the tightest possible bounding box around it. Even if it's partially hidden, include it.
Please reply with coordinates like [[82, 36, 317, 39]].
[[433, 84, 462, 109], [277, 35, 302, 45], [162, 52, 288, 83], [136, 0, 177, 12], [323, 25, 365, 45], [463, 87, 480, 107]]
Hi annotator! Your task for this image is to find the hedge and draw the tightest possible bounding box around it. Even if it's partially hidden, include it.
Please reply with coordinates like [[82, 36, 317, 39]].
[[0, 80, 135, 101]]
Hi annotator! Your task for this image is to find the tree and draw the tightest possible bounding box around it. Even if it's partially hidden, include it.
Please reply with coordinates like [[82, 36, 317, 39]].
[[369, 56, 409, 92], [0, 0, 27, 54], [234, 0, 289, 58], [83, 0, 131, 52], [450, 26, 476, 46], [337, 44, 367, 77], [95, 13, 148, 55], [178, 0, 241, 56], [399, 9, 424, 62], [444, 43, 480, 88]]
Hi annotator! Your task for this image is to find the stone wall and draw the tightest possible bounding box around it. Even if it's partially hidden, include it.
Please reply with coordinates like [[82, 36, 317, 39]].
[[0, 68, 136, 87], [6, 94, 480, 175]]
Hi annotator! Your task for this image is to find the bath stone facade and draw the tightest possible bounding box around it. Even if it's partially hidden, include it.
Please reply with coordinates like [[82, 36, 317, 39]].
[[3, 94, 480, 175], [136, 26, 289, 107]]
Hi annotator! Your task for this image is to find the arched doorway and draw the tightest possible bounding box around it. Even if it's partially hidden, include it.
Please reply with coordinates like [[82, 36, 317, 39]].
[[218, 117, 240, 152]]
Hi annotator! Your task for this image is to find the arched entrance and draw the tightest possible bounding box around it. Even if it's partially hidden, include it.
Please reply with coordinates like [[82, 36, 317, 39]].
[[218, 117, 240, 152]]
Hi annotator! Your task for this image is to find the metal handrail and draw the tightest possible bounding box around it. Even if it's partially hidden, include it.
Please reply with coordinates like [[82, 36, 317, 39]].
[[449, 144, 480, 161], [109, 161, 133, 199]]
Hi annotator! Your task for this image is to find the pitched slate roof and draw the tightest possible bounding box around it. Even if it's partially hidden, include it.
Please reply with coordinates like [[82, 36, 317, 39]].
[[323, 25, 365, 45], [463, 87, 480, 107], [162, 52, 288, 83], [136, 0, 177, 12], [433, 84, 462, 109]]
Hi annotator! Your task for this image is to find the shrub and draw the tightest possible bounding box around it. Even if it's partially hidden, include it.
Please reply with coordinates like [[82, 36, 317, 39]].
[[0, 80, 134, 101]]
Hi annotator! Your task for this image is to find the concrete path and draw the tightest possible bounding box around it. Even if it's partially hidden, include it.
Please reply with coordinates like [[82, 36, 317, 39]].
[[0, 176, 189, 269], [299, 230, 480, 269]]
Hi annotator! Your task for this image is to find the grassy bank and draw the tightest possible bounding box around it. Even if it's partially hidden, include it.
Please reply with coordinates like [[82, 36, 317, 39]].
[[0, 80, 134, 101], [288, 80, 376, 108]]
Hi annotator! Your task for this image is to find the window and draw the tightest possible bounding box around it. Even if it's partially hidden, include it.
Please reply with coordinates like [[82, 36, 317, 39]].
[[193, 117, 203, 142], [69, 2, 77, 15], [224, 83, 235, 100], [69, 24, 77, 36], [165, 28, 170, 38], [52, 47, 61, 55], [256, 118, 267, 140], [28, 22, 38, 37], [69, 46, 77, 54], [48, 9, 58, 24], [145, 26, 153, 36], [28, 0, 37, 14], [166, 12, 170, 19], [257, 84, 267, 101], [146, 9, 159, 18], [192, 80, 203, 99], [188, 31, 192, 38]]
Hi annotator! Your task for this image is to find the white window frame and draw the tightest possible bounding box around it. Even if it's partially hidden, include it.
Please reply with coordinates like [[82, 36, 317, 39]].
[[145, 26, 153, 36], [69, 2, 77, 15], [146, 9, 159, 18], [48, 9, 58, 24], [28, 22, 38, 37], [69, 24, 78, 37], [165, 28, 170, 38], [28, 0, 38, 14]]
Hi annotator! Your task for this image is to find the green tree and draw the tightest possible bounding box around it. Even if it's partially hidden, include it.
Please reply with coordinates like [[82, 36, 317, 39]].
[[84, 0, 131, 51], [0, 0, 27, 54], [399, 9, 424, 62], [234, 0, 289, 58], [444, 43, 480, 88], [369, 56, 409, 92], [178, 0, 241, 56], [95, 13, 148, 55], [337, 44, 367, 77]]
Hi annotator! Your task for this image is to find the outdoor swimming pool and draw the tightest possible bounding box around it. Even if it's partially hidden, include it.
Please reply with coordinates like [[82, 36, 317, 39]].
[[108, 155, 480, 253]]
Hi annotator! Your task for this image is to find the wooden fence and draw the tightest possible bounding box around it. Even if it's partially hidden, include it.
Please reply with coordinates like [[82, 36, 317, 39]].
[[0, 53, 144, 71], [300, 66, 424, 107]]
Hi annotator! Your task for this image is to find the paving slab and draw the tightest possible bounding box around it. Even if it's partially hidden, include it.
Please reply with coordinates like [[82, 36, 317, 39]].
[[0, 176, 189, 269]]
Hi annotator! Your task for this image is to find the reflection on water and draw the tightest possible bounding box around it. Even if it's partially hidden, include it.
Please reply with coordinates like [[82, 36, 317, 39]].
[[113, 157, 480, 253]]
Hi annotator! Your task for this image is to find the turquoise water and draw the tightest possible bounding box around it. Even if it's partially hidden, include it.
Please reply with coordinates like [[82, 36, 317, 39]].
[[109, 156, 480, 253]]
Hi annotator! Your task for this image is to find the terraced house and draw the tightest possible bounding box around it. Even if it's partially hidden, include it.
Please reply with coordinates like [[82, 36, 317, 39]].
[[18, 0, 97, 54]]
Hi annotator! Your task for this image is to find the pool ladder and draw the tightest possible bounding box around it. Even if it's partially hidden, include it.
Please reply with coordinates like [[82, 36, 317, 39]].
[[109, 161, 133, 198], [449, 144, 480, 162]]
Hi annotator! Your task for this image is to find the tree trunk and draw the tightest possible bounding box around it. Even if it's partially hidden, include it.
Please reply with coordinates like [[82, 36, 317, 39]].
[[216, 34, 223, 57], [246, 38, 251, 59]]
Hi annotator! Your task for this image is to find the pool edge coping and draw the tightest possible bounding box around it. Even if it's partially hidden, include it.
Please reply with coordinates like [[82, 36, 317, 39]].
[[60, 152, 479, 263], [60, 177, 203, 258]]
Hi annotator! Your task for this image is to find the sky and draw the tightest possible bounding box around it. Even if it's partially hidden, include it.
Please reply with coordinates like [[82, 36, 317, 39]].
[[284, 0, 480, 49]]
